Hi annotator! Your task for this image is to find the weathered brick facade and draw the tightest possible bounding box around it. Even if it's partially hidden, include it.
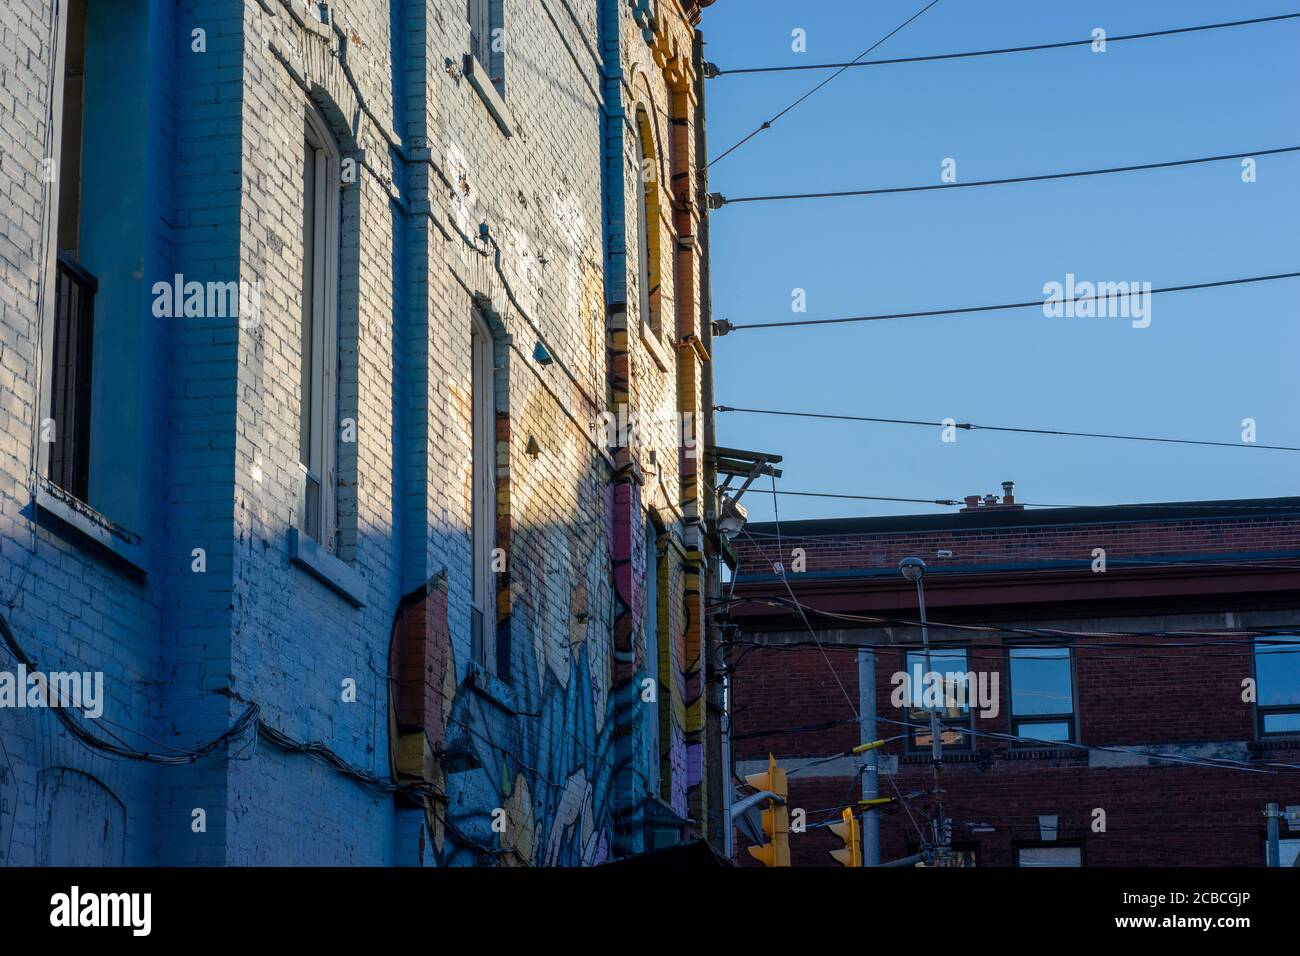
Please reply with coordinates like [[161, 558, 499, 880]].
[[729, 498, 1300, 866], [0, 0, 720, 865]]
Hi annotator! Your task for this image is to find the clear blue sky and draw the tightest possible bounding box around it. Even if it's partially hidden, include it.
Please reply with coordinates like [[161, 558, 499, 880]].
[[700, 0, 1300, 522]]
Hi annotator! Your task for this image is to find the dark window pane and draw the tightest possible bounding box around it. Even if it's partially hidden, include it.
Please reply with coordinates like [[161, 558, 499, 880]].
[[48, 255, 95, 500]]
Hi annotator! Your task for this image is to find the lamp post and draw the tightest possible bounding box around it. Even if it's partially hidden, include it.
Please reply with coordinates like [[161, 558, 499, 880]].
[[900, 557, 949, 853]]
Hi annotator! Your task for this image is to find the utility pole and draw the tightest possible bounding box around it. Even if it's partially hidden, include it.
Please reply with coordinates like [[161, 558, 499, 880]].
[[858, 647, 879, 866], [900, 557, 948, 856]]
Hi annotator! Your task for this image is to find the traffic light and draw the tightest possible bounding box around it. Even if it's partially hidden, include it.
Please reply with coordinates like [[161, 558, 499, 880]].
[[744, 753, 789, 867], [829, 807, 861, 867]]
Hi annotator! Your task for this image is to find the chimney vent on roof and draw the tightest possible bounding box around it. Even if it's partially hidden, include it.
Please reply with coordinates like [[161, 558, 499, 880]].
[[960, 481, 1025, 513]]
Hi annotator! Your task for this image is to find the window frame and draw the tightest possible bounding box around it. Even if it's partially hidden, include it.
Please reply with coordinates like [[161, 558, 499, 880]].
[[299, 104, 341, 552], [635, 116, 654, 337], [902, 645, 976, 755], [467, 0, 503, 90], [1006, 644, 1078, 746], [644, 518, 662, 795], [36, 0, 80, 499], [1271, 837, 1300, 867], [1253, 636, 1300, 739], [1015, 843, 1084, 868], [470, 308, 498, 675]]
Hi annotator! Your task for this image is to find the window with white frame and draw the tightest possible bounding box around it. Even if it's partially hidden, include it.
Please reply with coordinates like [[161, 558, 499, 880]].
[[1008, 645, 1076, 743], [299, 107, 340, 550], [635, 114, 655, 335], [1254, 637, 1300, 736], [467, 0, 503, 89], [470, 310, 498, 674]]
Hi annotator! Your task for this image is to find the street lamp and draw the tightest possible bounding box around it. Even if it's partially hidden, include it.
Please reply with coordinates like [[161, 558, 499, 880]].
[[717, 494, 748, 538], [899, 556, 949, 851]]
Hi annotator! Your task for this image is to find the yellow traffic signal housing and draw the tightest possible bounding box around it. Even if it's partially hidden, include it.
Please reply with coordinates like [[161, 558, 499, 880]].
[[744, 754, 790, 867], [829, 807, 861, 867]]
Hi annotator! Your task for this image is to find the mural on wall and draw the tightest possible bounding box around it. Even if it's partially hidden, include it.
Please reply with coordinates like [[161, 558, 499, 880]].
[[389, 462, 624, 866]]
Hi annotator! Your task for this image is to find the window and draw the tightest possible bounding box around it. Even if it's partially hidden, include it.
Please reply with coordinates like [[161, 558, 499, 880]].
[[902, 647, 974, 752], [46, 0, 92, 500], [1008, 645, 1076, 743], [634, 111, 659, 336], [470, 310, 498, 675], [1254, 637, 1300, 737], [1017, 845, 1082, 867], [644, 521, 661, 795], [467, 0, 503, 90], [299, 107, 340, 551], [1276, 838, 1299, 868]]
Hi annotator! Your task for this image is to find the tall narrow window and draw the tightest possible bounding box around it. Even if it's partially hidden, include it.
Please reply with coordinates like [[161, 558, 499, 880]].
[[470, 311, 498, 673], [1008, 646, 1076, 743], [635, 115, 656, 334], [46, 0, 93, 500], [300, 108, 340, 550], [1254, 637, 1300, 737], [644, 521, 661, 795], [467, 0, 502, 90]]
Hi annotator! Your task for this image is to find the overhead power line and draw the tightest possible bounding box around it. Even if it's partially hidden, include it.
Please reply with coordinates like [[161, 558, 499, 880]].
[[707, 12, 1300, 77], [715, 405, 1300, 452], [707, 0, 943, 168], [713, 269, 1300, 333], [711, 145, 1300, 207]]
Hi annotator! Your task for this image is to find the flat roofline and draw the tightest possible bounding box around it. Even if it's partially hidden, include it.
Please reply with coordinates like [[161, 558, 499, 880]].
[[745, 496, 1300, 538]]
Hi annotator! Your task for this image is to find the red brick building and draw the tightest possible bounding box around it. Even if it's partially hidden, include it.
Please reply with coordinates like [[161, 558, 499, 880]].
[[725, 491, 1300, 866]]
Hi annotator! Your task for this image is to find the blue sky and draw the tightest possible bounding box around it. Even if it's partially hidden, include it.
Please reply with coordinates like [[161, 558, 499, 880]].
[[699, 0, 1300, 521]]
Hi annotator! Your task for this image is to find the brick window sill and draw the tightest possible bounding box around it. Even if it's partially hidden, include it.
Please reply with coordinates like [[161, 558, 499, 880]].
[[467, 661, 517, 715], [463, 54, 513, 138], [639, 321, 671, 372], [288, 528, 367, 607], [34, 479, 146, 574], [1002, 746, 1088, 761], [901, 750, 979, 764]]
